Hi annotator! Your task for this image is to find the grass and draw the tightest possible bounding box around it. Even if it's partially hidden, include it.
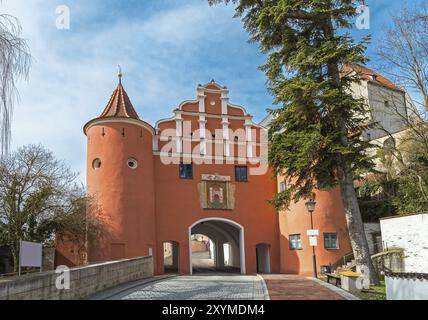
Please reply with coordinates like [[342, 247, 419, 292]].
[[352, 281, 386, 300], [319, 276, 387, 300]]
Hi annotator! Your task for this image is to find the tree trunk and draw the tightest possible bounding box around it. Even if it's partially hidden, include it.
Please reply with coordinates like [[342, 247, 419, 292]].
[[338, 159, 380, 285], [318, 16, 380, 285], [11, 246, 19, 273]]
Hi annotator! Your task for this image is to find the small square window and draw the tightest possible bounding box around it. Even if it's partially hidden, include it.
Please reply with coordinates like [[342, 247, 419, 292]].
[[279, 181, 286, 192], [324, 233, 338, 249], [289, 234, 302, 250], [179, 163, 193, 179], [235, 166, 248, 182]]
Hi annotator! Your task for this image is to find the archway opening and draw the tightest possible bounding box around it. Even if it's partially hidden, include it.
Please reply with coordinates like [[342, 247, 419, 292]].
[[191, 234, 215, 270], [163, 241, 179, 273], [256, 243, 271, 274], [189, 218, 244, 274]]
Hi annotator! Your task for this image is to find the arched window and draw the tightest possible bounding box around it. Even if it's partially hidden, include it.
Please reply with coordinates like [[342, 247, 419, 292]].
[[92, 158, 102, 170]]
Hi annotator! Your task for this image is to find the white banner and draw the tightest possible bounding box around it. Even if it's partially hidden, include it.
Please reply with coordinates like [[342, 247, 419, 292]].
[[20, 241, 43, 268]]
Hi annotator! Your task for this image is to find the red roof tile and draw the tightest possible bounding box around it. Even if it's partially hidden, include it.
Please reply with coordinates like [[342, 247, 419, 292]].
[[99, 82, 140, 119], [340, 64, 404, 92]]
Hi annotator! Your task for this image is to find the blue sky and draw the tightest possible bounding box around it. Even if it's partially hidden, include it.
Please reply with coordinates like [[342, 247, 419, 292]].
[[2, 0, 422, 182]]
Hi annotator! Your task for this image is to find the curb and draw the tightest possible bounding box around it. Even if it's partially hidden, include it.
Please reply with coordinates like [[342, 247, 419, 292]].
[[257, 274, 271, 300], [308, 277, 361, 300]]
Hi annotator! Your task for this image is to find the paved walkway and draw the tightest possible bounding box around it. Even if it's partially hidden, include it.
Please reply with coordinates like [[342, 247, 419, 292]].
[[100, 274, 268, 300], [91, 274, 355, 300], [261, 275, 346, 300]]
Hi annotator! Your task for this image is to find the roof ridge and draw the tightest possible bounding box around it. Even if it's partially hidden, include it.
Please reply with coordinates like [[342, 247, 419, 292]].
[[341, 64, 404, 92]]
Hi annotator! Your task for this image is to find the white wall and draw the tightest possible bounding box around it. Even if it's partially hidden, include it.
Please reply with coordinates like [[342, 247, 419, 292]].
[[386, 275, 428, 300], [366, 83, 408, 140], [380, 213, 428, 273]]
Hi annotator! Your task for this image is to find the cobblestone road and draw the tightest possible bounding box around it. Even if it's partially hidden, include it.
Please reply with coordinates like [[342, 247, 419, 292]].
[[105, 275, 269, 300]]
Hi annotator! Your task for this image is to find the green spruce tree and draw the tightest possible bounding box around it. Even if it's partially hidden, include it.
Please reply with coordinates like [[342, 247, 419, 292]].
[[210, 0, 379, 284]]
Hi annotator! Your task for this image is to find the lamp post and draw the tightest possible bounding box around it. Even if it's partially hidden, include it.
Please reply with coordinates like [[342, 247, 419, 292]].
[[305, 197, 318, 278]]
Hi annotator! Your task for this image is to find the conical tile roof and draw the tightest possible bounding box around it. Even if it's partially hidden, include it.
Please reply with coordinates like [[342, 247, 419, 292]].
[[99, 82, 140, 119]]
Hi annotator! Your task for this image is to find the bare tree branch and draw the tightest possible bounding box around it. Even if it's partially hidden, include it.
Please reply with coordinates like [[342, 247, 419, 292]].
[[0, 9, 31, 157], [377, 1, 428, 114]]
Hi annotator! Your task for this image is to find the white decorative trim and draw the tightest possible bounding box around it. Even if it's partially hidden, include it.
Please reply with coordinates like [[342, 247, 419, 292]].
[[221, 88, 229, 115], [188, 217, 246, 275], [153, 151, 260, 163], [200, 81, 223, 90], [201, 174, 231, 182], [199, 115, 207, 141], [197, 87, 206, 113], [175, 120, 183, 153], [154, 83, 268, 134], [222, 116, 230, 157], [153, 135, 159, 151]]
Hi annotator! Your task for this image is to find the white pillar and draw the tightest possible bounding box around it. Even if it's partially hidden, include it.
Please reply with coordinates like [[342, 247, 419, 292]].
[[240, 228, 246, 274], [199, 116, 207, 155], [221, 88, 229, 115], [197, 86, 206, 113], [175, 112, 183, 153], [245, 118, 253, 158], [222, 116, 230, 157]]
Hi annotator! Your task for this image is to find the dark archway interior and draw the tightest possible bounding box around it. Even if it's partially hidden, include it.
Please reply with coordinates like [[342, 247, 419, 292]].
[[256, 243, 271, 274]]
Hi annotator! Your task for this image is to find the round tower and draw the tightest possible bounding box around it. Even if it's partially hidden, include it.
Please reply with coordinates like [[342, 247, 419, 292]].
[[84, 73, 156, 263]]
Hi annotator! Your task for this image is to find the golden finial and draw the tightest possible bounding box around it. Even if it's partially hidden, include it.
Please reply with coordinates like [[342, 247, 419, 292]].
[[118, 65, 123, 83]]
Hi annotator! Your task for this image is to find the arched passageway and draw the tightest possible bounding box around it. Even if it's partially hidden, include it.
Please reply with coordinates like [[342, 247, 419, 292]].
[[191, 234, 215, 270], [163, 241, 179, 273], [189, 218, 245, 274]]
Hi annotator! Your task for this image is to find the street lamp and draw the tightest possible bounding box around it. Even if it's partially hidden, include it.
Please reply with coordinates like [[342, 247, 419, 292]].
[[305, 197, 318, 278]]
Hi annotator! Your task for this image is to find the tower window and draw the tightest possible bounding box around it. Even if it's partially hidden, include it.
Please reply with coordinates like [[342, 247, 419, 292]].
[[235, 166, 248, 182], [289, 234, 302, 250], [279, 181, 286, 192], [179, 163, 193, 179], [127, 158, 138, 169], [92, 158, 102, 170], [324, 233, 338, 249]]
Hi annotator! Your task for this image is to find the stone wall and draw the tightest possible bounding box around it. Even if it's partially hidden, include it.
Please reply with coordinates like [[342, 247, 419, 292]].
[[363, 223, 381, 255], [192, 240, 209, 253], [380, 213, 428, 273], [0, 256, 153, 300], [42, 247, 56, 271], [372, 249, 405, 274]]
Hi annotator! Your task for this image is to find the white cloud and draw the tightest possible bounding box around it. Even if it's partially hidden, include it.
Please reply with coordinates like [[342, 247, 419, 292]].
[[2, 0, 270, 183]]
